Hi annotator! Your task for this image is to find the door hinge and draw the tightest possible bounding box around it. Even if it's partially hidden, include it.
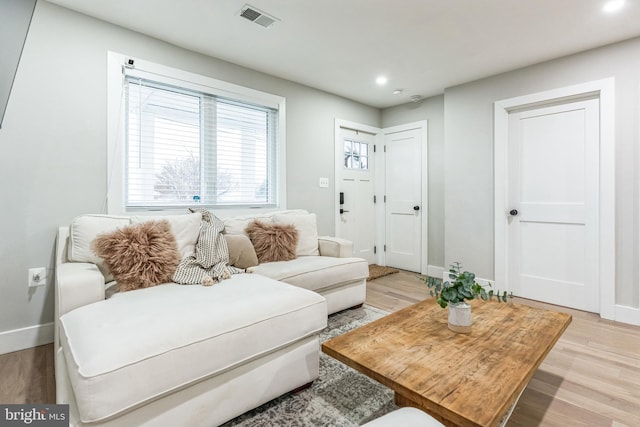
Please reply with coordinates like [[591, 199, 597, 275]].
[[384, 195, 386, 203], [374, 195, 376, 203], [384, 145, 387, 153], [384, 244, 387, 252], [374, 246, 377, 254], [373, 145, 376, 153]]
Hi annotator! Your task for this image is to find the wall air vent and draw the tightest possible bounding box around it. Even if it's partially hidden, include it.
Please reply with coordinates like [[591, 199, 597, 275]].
[[239, 5, 279, 28]]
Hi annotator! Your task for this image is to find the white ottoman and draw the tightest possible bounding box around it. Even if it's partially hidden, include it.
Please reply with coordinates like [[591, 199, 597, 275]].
[[362, 407, 444, 426]]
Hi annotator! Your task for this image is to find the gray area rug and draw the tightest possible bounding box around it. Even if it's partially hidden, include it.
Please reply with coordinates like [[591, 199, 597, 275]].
[[222, 305, 398, 426]]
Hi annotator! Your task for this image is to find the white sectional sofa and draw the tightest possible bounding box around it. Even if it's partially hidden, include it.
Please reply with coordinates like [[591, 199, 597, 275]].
[[54, 209, 368, 426]]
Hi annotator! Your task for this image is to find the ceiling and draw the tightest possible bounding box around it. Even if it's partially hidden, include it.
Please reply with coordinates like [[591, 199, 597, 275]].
[[46, 0, 640, 108]]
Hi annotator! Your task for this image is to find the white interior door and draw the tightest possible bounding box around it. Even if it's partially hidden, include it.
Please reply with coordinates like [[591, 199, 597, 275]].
[[385, 128, 422, 272], [508, 98, 599, 312], [337, 128, 376, 264]]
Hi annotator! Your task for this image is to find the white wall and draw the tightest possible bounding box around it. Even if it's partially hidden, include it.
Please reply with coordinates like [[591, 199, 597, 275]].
[[381, 95, 445, 270], [444, 37, 640, 309], [0, 1, 379, 351]]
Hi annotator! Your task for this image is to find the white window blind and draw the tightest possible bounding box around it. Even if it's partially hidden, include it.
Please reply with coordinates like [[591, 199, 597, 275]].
[[124, 76, 278, 209]]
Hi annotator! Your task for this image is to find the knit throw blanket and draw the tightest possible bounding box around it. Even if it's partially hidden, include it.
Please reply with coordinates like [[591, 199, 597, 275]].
[[172, 209, 237, 286]]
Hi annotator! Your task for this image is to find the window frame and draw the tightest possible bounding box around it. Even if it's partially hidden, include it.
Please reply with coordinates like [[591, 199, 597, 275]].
[[107, 51, 286, 215]]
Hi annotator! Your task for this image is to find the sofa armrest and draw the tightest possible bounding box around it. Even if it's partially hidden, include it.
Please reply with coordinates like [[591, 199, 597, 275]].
[[318, 236, 353, 258], [56, 262, 105, 318]]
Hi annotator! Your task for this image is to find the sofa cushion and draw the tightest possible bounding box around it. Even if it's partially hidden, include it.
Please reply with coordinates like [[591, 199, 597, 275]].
[[222, 209, 309, 236], [68, 214, 131, 281], [131, 211, 202, 259], [91, 220, 181, 292], [248, 256, 368, 293], [225, 234, 259, 269], [59, 274, 327, 423], [272, 213, 320, 256]]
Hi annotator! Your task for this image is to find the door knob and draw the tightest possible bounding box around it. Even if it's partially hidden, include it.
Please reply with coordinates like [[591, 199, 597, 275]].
[[509, 209, 518, 216], [413, 205, 420, 211]]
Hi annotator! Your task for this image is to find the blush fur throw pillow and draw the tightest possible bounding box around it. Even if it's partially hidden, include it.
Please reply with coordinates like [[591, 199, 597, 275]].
[[91, 220, 181, 292], [245, 220, 298, 263]]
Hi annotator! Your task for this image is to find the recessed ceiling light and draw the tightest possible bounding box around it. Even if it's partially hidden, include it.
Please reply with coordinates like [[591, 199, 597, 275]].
[[376, 76, 388, 86], [603, 0, 625, 13], [393, 89, 403, 95]]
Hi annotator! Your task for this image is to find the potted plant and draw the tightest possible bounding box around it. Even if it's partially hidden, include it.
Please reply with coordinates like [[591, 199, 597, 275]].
[[420, 262, 512, 333]]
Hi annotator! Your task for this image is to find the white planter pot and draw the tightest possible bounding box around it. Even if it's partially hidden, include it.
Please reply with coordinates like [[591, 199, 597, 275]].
[[448, 302, 472, 333]]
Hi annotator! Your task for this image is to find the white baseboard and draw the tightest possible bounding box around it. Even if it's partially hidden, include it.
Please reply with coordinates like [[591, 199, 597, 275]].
[[437, 269, 494, 286], [475, 276, 495, 287], [0, 322, 54, 355], [614, 305, 640, 326], [426, 265, 444, 278]]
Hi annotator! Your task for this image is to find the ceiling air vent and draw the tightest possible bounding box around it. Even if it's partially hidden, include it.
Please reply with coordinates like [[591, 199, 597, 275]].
[[239, 4, 279, 28]]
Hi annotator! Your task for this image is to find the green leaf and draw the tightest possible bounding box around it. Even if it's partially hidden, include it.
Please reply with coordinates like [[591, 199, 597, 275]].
[[444, 288, 457, 301]]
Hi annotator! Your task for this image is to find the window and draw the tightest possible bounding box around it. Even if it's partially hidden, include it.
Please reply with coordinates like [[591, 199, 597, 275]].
[[343, 138, 369, 170], [107, 52, 285, 213]]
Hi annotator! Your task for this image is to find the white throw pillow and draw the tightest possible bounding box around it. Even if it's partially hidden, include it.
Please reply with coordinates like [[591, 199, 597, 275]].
[[272, 213, 319, 256], [222, 209, 309, 236], [223, 216, 272, 236], [131, 212, 202, 259], [69, 214, 131, 280]]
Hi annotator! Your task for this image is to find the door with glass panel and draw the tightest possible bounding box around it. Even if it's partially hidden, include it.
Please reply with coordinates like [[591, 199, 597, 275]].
[[338, 128, 376, 264]]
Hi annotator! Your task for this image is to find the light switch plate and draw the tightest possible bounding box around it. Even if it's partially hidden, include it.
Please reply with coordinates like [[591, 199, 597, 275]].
[[319, 177, 329, 188]]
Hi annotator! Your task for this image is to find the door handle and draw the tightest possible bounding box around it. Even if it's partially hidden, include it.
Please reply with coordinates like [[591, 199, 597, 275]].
[[340, 208, 350, 214], [413, 205, 420, 211], [509, 209, 518, 216]]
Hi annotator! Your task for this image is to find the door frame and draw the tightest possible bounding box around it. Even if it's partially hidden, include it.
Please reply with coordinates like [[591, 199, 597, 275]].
[[494, 78, 615, 320]]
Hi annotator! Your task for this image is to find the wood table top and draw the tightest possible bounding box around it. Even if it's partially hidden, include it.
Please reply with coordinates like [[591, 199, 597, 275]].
[[322, 299, 572, 427]]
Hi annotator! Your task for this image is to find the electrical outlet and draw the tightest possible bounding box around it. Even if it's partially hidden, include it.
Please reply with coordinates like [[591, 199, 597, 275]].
[[28, 267, 47, 287], [319, 177, 329, 188]]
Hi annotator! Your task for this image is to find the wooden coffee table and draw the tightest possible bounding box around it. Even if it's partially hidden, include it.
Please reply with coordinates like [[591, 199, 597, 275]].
[[322, 299, 571, 427]]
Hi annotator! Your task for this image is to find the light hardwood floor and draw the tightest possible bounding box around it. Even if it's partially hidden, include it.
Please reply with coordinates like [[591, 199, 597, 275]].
[[0, 341, 55, 404], [1, 270, 639, 426]]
